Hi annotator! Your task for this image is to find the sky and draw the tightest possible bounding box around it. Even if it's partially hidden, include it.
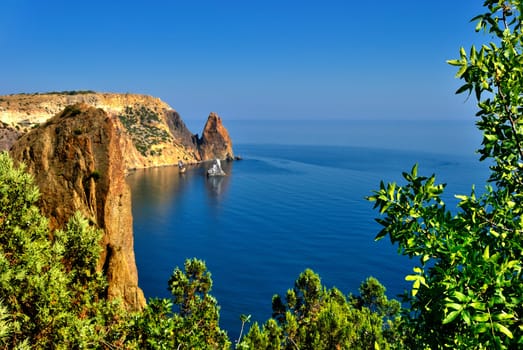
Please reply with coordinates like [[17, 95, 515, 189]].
[[0, 1, 488, 123]]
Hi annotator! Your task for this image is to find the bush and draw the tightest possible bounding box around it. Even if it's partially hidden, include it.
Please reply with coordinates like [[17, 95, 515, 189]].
[[368, 2, 523, 348], [0, 151, 126, 347]]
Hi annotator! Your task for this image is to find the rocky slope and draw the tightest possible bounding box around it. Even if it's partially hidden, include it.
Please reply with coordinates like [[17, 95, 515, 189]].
[[10, 104, 146, 310], [0, 91, 234, 168]]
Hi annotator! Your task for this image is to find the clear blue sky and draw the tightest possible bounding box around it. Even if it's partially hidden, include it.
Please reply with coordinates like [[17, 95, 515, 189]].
[[0, 1, 487, 122]]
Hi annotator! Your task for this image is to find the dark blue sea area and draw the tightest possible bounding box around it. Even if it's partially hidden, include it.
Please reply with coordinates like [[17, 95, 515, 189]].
[[128, 120, 490, 339]]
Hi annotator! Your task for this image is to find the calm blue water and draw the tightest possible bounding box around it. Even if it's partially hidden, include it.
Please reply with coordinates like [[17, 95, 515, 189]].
[[128, 120, 490, 339]]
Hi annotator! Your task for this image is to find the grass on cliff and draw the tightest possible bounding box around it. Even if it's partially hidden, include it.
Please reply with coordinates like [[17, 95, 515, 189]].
[[118, 105, 172, 157]]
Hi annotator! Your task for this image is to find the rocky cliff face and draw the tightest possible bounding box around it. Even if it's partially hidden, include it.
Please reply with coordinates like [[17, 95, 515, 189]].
[[198, 112, 234, 160], [10, 104, 146, 310], [0, 92, 234, 167], [0, 122, 21, 151]]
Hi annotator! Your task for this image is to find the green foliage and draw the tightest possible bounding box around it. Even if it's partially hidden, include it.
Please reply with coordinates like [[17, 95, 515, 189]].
[[0, 150, 403, 348], [127, 258, 230, 349], [0, 151, 127, 348], [369, 2, 523, 348], [168, 258, 229, 348], [89, 170, 101, 181], [240, 269, 401, 350], [118, 105, 172, 157], [46, 90, 96, 95]]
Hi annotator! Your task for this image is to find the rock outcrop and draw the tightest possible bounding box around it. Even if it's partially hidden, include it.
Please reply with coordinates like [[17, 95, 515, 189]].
[[0, 122, 21, 151], [198, 112, 234, 160], [0, 92, 234, 167], [10, 104, 146, 310]]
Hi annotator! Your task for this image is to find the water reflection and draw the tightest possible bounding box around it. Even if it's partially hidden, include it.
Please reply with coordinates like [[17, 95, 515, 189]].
[[204, 161, 233, 200], [126, 166, 191, 215], [126, 161, 235, 214]]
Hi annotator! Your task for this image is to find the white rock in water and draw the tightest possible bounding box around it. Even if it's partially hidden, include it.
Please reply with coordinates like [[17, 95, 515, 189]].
[[207, 159, 226, 176]]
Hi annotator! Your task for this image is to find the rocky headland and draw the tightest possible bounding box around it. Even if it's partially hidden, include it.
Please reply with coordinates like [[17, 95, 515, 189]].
[[3, 91, 235, 310], [0, 91, 234, 169]]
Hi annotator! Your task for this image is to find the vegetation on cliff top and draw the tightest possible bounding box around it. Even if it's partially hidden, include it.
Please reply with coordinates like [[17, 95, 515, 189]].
[[118, 105, 172, 157], [6, 90, 97, 96]]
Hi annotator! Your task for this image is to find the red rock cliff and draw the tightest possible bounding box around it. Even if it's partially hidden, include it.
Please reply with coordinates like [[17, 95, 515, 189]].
[[10, 104, 145, 310], [198, 112, 234, 160]]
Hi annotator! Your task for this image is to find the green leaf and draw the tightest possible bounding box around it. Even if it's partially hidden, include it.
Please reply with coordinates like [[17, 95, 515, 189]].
[[374, 229, 388, 241], [484, 133, 498, 141], [411, 164, 418, 177], [462, 310, 471, 325], [483, 245, 490, 260], [475, 18, 484, 31], [446, 303, 463, 311], [460, 46, 467, 59], [493, 322, 513, 339], [469, 302, 486, 311], [493, 312, 514, 321], [472, 313, 490, 322], [455, 84, 472, 94], [452, 291, 467, 302], [456, 64, 468, 78], [405, 274, 417, 281], [447, 59, 464, 66], [443, 310, 461, 324]]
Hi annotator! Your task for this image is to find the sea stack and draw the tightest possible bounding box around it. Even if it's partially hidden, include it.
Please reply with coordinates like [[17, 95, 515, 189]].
[[198, 112, 234, 161]]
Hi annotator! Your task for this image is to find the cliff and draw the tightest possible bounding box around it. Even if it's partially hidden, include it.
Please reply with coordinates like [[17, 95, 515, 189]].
[[198, 112, 234, 160], [0, 92, 234, 168], [10, 104, 146, 310]]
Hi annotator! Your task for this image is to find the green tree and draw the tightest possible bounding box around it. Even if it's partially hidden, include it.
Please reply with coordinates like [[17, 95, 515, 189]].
[[241, 269, 401, 350], [168, 258, 230, 349], [0, 152, 233, 349], [368, 1, 523, 348], [127, 258, 230, 349], [0, 151, 127, 348]]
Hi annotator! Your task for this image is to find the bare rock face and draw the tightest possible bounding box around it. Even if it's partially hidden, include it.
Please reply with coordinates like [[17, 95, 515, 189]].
[[198, 112, 234, 160], [0, 122, 22, 151], [10, 103, 145, 310]]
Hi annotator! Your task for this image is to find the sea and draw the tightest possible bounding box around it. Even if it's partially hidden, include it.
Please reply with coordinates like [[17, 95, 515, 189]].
[[127, 119, 490, 339]]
